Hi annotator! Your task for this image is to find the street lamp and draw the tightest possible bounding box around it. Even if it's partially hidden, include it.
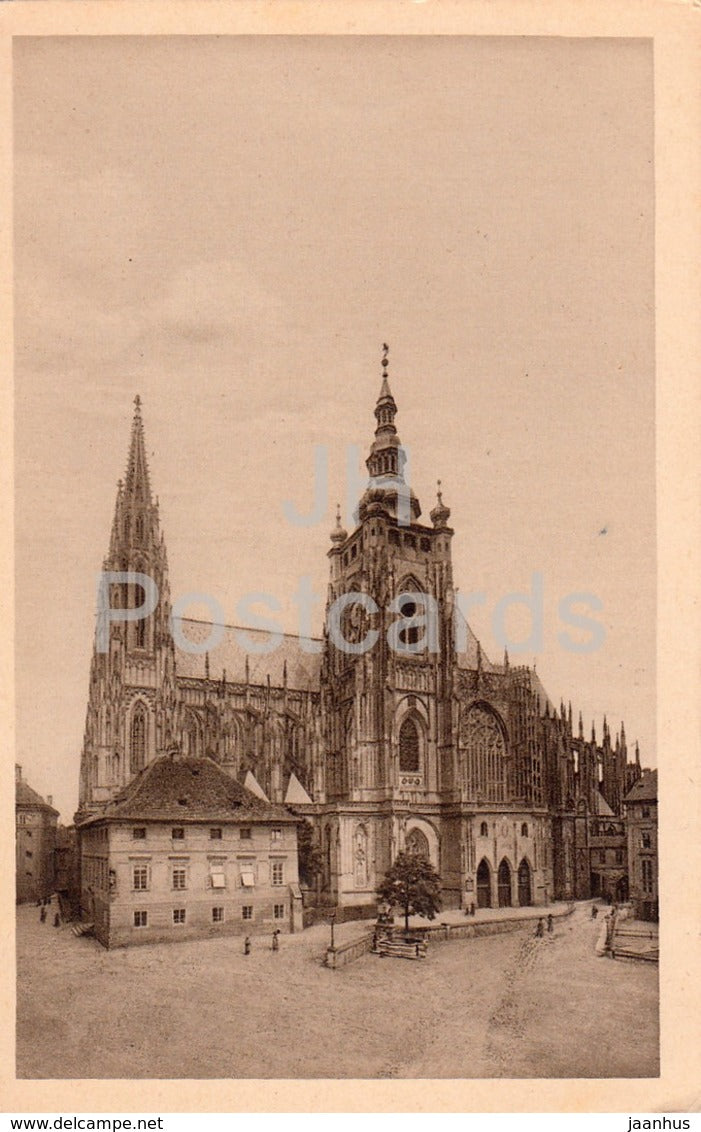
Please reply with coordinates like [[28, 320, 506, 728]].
[[329, 910, 336, 950]]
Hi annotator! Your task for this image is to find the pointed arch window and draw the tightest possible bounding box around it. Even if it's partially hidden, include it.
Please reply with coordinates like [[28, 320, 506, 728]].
[[130, 705, 147, 774], [461, 704, 508, 802], [399, 716, 421, 773]]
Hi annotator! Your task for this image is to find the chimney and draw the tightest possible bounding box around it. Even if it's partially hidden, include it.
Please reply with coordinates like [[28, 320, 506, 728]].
[[47, 795, 53, 807], [15, 764, 22, 783]]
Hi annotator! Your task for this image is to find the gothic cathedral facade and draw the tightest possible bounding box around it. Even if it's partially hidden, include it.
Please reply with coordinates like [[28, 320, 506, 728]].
[[77, 354, 643, 914]]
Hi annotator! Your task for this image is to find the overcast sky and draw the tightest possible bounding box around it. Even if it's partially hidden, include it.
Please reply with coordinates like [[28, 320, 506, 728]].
[[14, 35, 655, 821]]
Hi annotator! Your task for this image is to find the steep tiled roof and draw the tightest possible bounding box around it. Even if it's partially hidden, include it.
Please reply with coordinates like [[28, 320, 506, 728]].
[[624, 768, 657, 803], [86, 757, 295, 825], [594, 791, 615, 817], [175, 619, 322, 692], [16, 779, 58, 814], [454, 612, 498, 673]]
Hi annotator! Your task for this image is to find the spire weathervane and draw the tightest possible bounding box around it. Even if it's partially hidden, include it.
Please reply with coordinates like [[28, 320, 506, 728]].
[[382, 343, 389, 375]]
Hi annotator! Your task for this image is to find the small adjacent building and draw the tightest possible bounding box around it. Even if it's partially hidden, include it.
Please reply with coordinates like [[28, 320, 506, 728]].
[[586, 793, 629, 902], [76, 755, 303, 948], [15, 765, 59, 904], [624, 768, 658, 921]]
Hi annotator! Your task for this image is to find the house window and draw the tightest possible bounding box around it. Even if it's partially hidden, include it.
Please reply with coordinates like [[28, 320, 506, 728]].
[[132, 828, 146, 840], [480, 821, 489, 837], [209, 865, 226, 889], [271, 861, 284, 886], [274, 904, 286, 919], [132, 865, 149, 891], [521, 823, 529, 837], [642, 806, 651, 818], [616, 849, 624, 865], [420, 537, 431, 552], [172, 868, 187, 890], [240, 828, 252, 840], [210, 828, 222, 840], [25, 850, 33, 858], [240, 865, 256, 888], [271, 828, 282, 842], [133, 911, 148, 928], [242, 905, 253, 920], [212, 907, 224, 923], [172, 908, 186, 925], [641, 832, 652, 849], [642, 859, 654, 893], [171, 828, 184, 840]]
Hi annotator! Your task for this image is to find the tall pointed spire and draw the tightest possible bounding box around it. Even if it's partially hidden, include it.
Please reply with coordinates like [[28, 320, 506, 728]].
[[124, 394, 152, 504], [357, 344, 421, 523]]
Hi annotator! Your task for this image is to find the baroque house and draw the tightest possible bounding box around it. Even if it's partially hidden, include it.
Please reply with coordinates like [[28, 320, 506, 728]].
[[76, 353, 645, 914]]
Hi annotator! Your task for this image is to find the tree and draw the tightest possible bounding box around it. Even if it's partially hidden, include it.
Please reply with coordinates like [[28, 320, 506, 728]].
[[296, 819, 323, 888], [376, 851, 442, 933]]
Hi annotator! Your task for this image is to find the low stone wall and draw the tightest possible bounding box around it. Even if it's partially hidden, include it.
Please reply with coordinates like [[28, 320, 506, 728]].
[[325, 905, 575, 969], [325, 931, 374, 969]]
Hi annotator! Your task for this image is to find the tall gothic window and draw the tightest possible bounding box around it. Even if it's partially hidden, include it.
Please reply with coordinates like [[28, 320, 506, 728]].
[[130, 706, 147, 775], [399, 716, 421, 773], [461, 705, 507, 801]]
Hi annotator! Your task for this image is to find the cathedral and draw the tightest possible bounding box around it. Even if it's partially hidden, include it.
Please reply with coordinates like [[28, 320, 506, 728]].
[[76, 351, 644, 915]]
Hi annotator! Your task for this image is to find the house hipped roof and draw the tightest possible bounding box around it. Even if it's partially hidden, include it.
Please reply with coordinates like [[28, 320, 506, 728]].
[[16, 779, 58, 814], [80, 757, 296, 826], [624, 768, 658, 803]]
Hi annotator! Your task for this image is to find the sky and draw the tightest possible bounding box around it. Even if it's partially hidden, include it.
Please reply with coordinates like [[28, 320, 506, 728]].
[[13, 35, 655, 821]]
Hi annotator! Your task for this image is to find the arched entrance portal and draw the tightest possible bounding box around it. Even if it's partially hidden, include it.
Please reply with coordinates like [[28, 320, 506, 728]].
[[517, 858, 532, 906], [498, 859, 512, 907], [476, 858, 492, 908]]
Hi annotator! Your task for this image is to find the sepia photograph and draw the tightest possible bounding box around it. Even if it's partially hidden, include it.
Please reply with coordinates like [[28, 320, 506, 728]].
[[12, 28, 665, 1089]]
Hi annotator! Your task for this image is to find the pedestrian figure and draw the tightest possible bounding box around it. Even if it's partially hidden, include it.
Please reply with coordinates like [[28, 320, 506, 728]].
[[547, 914, 554, 934], [53, 911, 60, 928], [415, 942, 421, 958], [591, 904, 598, 919], [272, 929, 280, 951], [471, 903, 476, 917], [244, 936, 251, 955], [39, 905, 47, 923], [535, 918, 544, 937]]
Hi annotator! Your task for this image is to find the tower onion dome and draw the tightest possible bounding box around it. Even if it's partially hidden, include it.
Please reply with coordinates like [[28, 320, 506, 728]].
[[330, 503, 348, 545], [357, 344, 422, 523], [430, 480, 451, 528]]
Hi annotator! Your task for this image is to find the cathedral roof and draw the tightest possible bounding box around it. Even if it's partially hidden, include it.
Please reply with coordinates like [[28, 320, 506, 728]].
[[593, 791, 615, 817], [84, 757, 295, 825], [175, 619, 322, 691]]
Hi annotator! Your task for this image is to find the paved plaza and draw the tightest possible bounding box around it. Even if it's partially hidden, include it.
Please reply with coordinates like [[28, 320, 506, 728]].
[[16, 902, 658, 1079]]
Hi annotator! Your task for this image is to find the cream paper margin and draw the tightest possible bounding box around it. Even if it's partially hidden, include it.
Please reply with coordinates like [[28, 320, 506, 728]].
[[0, 0, 699, 1115]]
